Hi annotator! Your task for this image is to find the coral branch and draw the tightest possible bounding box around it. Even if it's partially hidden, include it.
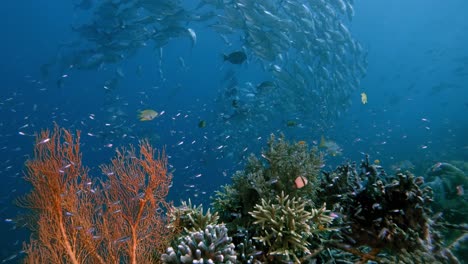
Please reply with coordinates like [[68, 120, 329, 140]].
[[100, 140, 173, 263]]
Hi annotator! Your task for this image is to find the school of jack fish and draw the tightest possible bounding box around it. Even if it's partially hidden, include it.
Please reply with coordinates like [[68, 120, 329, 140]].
[[45, 0, 366, 117], [211, 0, 367, 119], [38, 0, 366, 209], [207, 0, 367, 156]]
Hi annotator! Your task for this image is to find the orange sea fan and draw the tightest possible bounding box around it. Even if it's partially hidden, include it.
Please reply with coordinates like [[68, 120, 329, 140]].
[[17, 125, 173, 264]]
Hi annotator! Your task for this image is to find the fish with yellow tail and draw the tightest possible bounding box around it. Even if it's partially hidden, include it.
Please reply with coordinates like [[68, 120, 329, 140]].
[[138, 109, 159, 121]]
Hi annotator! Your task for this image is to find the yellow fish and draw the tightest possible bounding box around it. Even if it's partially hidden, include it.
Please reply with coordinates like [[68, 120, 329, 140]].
[[138, 109, 158, 121], [361, 92, 368, 104]]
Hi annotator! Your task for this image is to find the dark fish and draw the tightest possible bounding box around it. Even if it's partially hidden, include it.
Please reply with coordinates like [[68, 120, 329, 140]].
[[286, 120, 297, 127], [223, 51, 247, 64], [256, 81, 276, 92], [198, 120, 206, 128]]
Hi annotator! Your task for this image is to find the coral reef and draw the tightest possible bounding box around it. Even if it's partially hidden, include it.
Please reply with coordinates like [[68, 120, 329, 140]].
[[161, 224, 237, 264], [17, 128, 466, 263], [207, 135, 465, 263], [317, 155, 461, 263]]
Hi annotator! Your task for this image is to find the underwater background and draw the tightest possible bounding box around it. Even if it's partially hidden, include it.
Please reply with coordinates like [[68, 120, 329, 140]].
[[0, 0, 467, 262]]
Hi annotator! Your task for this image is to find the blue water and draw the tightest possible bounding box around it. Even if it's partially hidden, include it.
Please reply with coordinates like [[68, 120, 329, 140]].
[[0, 0, 467, 261]]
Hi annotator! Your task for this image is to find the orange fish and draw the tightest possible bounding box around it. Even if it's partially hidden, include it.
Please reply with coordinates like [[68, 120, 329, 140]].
[[294, 176, 308, 189]]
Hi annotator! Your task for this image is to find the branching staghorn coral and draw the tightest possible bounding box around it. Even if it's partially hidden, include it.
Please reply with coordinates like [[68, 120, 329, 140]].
[[249, 191, 334, 263], [161, 224, 237, 264], [168, 199, 219, 233]]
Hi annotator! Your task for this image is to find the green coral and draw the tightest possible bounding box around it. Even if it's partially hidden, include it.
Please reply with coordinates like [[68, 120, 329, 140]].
[[212, 184, 241, 214], [161, 224, 237, 264], [249, 191, 334, 263], [263, 134, 323, 201], [211, 134, 323, 227], [168, 199, 219, 233]]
